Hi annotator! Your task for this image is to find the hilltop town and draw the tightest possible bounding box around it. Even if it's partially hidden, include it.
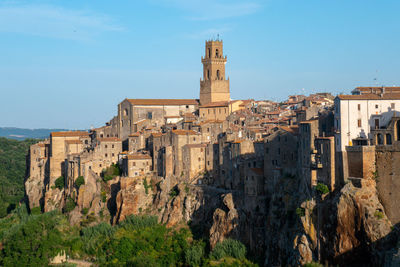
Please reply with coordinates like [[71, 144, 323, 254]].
[[25, 40, 400, 266]]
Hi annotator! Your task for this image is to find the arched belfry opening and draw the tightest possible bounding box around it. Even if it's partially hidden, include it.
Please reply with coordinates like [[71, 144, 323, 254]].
[[216, 49, 219, 58], [216, 70, 220, 80], [208, 48, 211, 58], [207, 69, 210, 80], [397, 121, 400, 141]]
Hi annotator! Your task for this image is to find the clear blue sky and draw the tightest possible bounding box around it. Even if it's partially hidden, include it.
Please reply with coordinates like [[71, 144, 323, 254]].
[[1, 0, 399, 129]]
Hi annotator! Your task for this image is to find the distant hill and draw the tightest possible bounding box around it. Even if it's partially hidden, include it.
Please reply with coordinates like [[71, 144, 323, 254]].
[[0, 127, 69, 140]]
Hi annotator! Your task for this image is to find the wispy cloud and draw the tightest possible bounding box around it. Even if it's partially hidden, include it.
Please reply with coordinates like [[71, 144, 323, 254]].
[[150, 0, 262, 20], [0, 3, 123, 41]]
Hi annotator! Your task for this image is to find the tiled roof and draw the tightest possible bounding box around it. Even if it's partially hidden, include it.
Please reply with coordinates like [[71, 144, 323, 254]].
[[127, 153, 152, 160], [151, 133, 163, 138], [65, 140, 82, 144], [127, 99, 199, 106], [172, 129, 199, 135], [199, 101, 229, 108], [98, 137, 121, 142], [280, 126, 299, 135], [51, 131, 89, 137], [337, 93, 400, 100]]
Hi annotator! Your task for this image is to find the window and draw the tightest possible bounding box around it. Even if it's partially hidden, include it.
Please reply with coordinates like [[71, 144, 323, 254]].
[[198, 157, 201, 162], [216, 70, 220, 80], [208, 48, 211, 58], [207, 161, 210, 166], [112, 145, 114, 148], [357, 119, 362, 128], [186, 105, 189, 109], [215, 49, 219, 57], [99, 164, 102, 167], [132, 162, 136, 166], [207, 69, 210, 80], [375, 119, 379, 129], [105, 145, 108, 148], [358, 104, 361, 111], [112, 153, 114, 157], [85, 140, 88, 145], [375, 104, 379, 109], [392, 103, 396, 109], [105, 153, 108, 157], [124, 108, 128, 116], [147, 112, 153, 119]]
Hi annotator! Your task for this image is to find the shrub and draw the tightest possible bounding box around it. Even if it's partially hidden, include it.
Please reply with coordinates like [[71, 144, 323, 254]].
[[143, 178, 151, 195], [374, 210, 384, 219], [65, 197, 76, 213], [210, 239, 247, 260], [81, 208, 89, 215], [169, 186, 179, 198], [296, 207, 305, 217], [315, 183, 329, 195], [185, 241, 205, 266], [55, 176, 65, 190], [101, 191, 107, 202], [75, 176, 85, 189], [30, 206, 41, 215], [101, 163, 121, 182]]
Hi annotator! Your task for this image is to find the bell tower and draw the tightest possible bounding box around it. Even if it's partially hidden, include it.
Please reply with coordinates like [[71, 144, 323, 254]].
[[200, 40, 230, 105]]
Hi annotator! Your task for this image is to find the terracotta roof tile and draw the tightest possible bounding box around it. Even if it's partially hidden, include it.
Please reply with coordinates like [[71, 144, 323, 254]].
[[172, 129, 199, 135], [51, 131, 89, 137], [337, 93, 400, 100], [127, 153, 152, 160], [98, 137, 121, 142], [127, 99, 199, 106]]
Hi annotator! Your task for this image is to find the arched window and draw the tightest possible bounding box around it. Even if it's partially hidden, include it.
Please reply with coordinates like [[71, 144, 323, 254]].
[[397, 121, 400, 141], [216, 70, 220, 80], [124, 108, 128, 116], [386, 134, 392, 145], [207, 69, 210, 80], [216, 49, 219, 58], [208, 48, 211, 58], [377, 134, 383, 145]]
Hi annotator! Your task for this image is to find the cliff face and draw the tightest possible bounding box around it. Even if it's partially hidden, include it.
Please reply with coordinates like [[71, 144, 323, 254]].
[[25, 170, 399, 266]]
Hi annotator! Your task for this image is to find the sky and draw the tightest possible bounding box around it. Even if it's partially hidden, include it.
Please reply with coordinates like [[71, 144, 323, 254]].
[[1, 0, 400, 129]]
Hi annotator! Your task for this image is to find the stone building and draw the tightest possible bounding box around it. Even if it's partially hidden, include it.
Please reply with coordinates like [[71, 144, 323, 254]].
[[171, 129, 202, 176], [122, 153, 152, 177], [118, 99, 199, 140], [200, 40, 230, 106], [182, 143, 207, 181], [49, 131, 90, 181]]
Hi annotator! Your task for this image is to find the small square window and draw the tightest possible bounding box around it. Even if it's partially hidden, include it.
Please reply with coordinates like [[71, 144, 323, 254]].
[[375, 105, 379, 109]]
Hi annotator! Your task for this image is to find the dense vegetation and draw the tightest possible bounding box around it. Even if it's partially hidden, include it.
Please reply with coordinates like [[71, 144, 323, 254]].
[[0, 137, 39, 217], [0, 206, 257, 266]]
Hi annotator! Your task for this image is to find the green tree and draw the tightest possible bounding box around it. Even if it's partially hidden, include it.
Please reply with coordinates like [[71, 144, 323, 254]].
[[55, 176, 65, 190], [75, 176, 85, 189]]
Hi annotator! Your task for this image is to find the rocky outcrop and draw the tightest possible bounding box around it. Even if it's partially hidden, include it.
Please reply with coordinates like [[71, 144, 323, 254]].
[[114, 177, 153, 223], [321, 179, 392, 266], [209, 193, 239, 248]]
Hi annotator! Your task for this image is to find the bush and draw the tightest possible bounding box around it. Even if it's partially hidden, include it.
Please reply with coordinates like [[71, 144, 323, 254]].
[[185, 241, 205, 266], [296, 207, 305, 217], [143, 178, 151, 195], [101, 164, 121, 182], [65, 197, 76, 213], [81, 208, 89, 215], [315, 183, 329, 195], [169, 186, 179, 198], [55, 176, 65, 190], [210, 239, 247, 260], [374, 210, 384, 219], [30, 206, 41, 215], [75, 176, 85, 189]]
